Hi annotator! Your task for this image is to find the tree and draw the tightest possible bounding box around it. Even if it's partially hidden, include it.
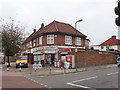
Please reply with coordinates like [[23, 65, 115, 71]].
[[0, 19, 26, 67]]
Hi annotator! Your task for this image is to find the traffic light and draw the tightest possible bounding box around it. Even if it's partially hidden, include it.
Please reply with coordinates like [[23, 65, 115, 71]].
[[115, 1, 120, 26]]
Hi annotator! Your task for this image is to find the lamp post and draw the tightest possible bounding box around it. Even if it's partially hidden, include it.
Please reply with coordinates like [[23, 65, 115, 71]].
[[75, 19, 83, 71], [75, 19, 83, 29]]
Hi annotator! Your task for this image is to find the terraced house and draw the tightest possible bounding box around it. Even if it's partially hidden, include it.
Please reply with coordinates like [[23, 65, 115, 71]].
[[23, 20, 89, 67]]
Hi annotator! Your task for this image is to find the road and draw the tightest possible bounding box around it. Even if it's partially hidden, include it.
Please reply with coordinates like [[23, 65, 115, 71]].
[[26, 67, 119, 89]]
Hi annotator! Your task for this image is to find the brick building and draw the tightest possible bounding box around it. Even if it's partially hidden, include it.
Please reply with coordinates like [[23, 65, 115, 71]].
[[23, 20, 89, 66]]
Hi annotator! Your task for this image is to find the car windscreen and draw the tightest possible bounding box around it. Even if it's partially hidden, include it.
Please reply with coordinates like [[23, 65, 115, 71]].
[[16, 57, 27, 60]]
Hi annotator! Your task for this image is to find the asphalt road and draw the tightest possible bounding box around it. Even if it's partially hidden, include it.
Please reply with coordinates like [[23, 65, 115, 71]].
[[27, 67, 119, 89]]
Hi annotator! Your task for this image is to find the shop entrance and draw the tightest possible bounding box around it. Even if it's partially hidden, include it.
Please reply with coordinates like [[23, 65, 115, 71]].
[[51, 54, 55, 65], [46, 54, 55, 66]]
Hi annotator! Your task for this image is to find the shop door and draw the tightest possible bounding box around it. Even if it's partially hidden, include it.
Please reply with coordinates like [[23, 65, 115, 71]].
[[51, 54, 55, 65]]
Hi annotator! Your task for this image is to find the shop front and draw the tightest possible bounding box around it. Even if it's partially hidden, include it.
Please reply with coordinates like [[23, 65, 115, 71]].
[[33, 47, 45, 66], [44, 48, 58, 66], [33, 46, 59, 66]]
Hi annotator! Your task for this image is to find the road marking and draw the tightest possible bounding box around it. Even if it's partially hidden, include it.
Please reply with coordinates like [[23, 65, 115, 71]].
[[66, 76, 98, 89], [107, 72, 118, 76], [68, 76, 98, 84], [67, 83, 92, 89]]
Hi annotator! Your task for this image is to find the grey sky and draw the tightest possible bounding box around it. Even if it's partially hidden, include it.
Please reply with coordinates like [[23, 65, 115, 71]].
[[0, 0, 118, 45]]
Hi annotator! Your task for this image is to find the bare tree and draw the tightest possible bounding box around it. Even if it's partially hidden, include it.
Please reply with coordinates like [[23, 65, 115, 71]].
[[0, 19, 26, 67]]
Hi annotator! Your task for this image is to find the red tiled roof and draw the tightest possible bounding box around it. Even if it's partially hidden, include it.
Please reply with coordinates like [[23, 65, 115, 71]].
[[100, 36, 120, 45], [32, 20, 87, 39]]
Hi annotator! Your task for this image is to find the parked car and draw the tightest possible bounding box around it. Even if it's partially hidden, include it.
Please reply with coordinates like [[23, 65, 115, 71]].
[[117, 57, 120, 67], [16, 55, 28, 68]]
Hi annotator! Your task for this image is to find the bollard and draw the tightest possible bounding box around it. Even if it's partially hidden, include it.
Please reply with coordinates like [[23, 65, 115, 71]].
[[19, 67, 21, 72], [30, 67, 32, 74], [34, 68, 37, 72], [7, 67, 9, 72], [49, 66, 52, 74]]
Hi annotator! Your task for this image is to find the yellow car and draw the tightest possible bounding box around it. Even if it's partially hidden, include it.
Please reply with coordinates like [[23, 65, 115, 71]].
[[16, 56, 28, 68]]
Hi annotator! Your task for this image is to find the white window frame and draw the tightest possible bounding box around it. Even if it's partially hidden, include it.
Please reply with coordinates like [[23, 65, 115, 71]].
[[33, 39, 36, 47], [65, 35, 72, 45], [76, 37, 81, 45], [39, 36, 42, 44], [30, 41, 32, 48], [47, 35, 54, 44]]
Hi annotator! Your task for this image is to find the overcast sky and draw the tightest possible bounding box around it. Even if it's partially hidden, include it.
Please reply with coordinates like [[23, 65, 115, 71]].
[[0, 0, 118, 45]]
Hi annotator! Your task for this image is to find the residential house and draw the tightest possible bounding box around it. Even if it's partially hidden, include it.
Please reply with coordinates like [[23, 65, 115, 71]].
[[23, 20, 89, 66], [91, 36, 120, 51]]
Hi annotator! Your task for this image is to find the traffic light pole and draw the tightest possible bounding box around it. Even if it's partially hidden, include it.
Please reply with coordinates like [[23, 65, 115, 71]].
[[118, 26, 120, 39], [118, 26, 120, 50]]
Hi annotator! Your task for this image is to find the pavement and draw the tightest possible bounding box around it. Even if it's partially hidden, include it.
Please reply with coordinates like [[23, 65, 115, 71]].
[[1, 69, 45, 89], [2, 63, 117, 77], [1, 63, 117, 89], [23, 64, 117, 77]]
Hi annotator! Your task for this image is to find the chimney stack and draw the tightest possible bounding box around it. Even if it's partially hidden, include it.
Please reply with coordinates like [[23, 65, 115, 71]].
[[40, 23, 44, 29], [34, 29, 36, 32], [112, 35, 116, 39]]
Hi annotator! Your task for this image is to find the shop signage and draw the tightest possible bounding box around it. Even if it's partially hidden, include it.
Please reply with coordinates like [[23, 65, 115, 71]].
[[59, 48, 71, 52], [37, 47, 44, 50], [40, 50, 45, 53], [61, 52, 68, 54], [45, 49, 55, 53], [66, 56, 72, 63], [45, 49, 57, 53], [37, 44, 43, 47]]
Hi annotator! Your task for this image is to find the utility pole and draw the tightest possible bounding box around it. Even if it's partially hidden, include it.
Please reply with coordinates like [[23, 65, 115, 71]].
[[75, 19, 83, 71]]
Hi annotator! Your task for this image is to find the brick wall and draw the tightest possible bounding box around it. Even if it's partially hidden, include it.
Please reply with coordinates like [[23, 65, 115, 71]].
[[69, 51, 117, 67]]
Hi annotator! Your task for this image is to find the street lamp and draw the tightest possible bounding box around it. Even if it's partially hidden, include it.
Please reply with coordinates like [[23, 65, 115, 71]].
[[75, 19, 83, 71], [75, 19, 83, 29]]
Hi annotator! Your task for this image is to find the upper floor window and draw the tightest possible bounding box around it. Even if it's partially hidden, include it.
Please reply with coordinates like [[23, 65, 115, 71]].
[[65, 36, 72, 45], [33, 39, 36, 47], [26, 42, 29, 48], [30, 41, 32, 48], [47, 35, 54, 44], [76, 37, 81, 45], [39, 36, 42, 44], [36, 38, 39, 45]]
